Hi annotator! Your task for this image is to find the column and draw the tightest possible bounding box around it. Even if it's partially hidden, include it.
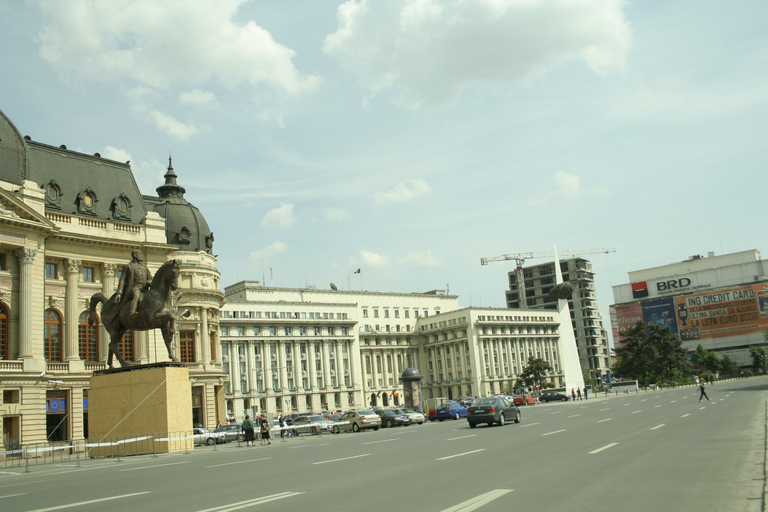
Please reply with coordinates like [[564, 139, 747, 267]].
[[99, 263, 116, 363], [321, 340, 332, 389], [64, 258, 81, 361], [15, 248, 37, 360], [135, 330, 148, 363], [201, 307, 210, 364]]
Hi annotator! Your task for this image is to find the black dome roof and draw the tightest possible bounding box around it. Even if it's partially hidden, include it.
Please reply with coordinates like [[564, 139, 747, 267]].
[[150, 158, 214, 253]]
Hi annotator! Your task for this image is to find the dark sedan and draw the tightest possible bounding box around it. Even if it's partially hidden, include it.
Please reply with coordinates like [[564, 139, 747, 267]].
[[466, 397, 521, 428], [538, 391, 570, 402], [376, 409, 411, 428]]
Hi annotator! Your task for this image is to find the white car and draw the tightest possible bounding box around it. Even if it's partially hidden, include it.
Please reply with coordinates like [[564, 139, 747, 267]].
[[192, 427, 225, 446], [394, 407, 425, 424]]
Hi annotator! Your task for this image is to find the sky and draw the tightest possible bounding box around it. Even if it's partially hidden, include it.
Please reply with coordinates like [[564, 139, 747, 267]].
[[2, 0, 766, 346]]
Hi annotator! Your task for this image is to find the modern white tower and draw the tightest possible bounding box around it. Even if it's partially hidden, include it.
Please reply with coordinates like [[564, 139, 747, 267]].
[[554, 245, 585, 394]]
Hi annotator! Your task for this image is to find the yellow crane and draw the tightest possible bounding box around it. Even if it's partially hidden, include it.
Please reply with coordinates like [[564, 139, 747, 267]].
[[480, 247, 616, 306]]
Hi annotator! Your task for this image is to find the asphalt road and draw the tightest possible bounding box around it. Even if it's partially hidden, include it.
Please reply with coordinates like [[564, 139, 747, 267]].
[[2, 377, 766, 512]]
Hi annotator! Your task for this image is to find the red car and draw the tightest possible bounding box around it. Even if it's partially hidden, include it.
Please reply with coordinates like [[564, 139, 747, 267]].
[[512, 394, 537, 406]]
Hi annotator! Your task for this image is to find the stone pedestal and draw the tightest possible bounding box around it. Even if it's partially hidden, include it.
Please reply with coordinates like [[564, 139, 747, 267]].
[[89, 364, 192, 455]]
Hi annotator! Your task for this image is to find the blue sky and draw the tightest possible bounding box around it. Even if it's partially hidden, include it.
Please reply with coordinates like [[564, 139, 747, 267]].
[[2, 0, 766, 345]]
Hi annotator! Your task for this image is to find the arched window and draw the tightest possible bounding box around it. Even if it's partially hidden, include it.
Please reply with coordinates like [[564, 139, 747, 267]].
[[44, 309, 62, 361], [119, 330, 134, 362], [78, 311, 99, 362], [0, 303, 9, 360]]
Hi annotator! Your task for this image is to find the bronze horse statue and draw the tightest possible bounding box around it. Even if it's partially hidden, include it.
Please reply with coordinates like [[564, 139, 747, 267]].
[[89, 259, 182, 368]]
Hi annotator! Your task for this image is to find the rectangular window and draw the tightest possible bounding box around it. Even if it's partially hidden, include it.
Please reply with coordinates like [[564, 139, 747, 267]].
[[45, 262, 57, 279], [284, 327, 292, 335], [236, 327, 244, 336], [341, 327, 347, 335], [180, 330, 195, 363], [82, 267, 94, 282], [328, 327, 335, 336], [373, 309, 379, 318], [221, 326, 229, 336]]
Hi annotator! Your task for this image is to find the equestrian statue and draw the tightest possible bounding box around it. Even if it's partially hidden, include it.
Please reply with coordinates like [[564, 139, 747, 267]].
[[89, 250, 182, 368]]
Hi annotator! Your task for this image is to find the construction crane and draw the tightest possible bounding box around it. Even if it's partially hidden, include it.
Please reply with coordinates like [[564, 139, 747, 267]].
[[481, 247, 616, 307]]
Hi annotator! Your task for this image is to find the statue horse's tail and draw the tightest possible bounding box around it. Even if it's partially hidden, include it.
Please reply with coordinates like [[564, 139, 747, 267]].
[[89, 292, 107, 326]]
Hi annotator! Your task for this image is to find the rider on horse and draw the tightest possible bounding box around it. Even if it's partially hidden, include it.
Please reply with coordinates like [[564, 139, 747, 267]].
[[115, 249, 152, 321]]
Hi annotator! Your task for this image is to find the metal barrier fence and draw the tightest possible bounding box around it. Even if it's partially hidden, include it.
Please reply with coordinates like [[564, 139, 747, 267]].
[[0, 430, 195, 470]]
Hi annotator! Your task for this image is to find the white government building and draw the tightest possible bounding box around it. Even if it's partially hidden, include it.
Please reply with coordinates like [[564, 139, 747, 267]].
[[219, 281, 565, 420]]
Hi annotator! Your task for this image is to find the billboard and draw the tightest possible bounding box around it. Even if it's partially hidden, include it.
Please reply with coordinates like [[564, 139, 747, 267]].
[[610, 302, 643, 342], [674, 283, 768, 341], [641, 298, 678, 334]]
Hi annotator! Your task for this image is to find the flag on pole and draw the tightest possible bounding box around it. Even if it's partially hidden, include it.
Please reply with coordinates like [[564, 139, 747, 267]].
[[354, 268, 361, 274]]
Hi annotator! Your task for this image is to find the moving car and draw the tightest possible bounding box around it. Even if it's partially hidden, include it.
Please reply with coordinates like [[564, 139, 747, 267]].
[[214, 422, 245, 442], [435, 401, 468, 421], [376, 409, 411, 428], [512, 394, 537, 406], [394, 407, 426, 425], [192, 427, 225, 446], [292, 415, 337, 435], [337, 410, 381, 432], [538, 391, 570, 402], [466, 397, 521, 428]]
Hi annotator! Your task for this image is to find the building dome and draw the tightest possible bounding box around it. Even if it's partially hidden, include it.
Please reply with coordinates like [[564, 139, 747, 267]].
[[0, 108, 30, 185], [401, 368, 423, 382], [151, 158, 214, 253]]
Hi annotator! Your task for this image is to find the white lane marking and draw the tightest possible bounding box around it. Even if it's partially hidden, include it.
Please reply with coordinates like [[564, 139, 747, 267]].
[[550, 411, 562, 415], [25, 492, 150, 512], [195, 492, 305, 512], [441, 489, 513, 512], [567, 414, 581, 418], [600, 408, 610, 411], [589, 443, 619, 454], [650, 424, 665, 431], [447, 434, 477, 441], [654, 405, 661, 408], [623, 403, 631, 406], [207, 457, 271, 468], [318, 443, 330, 446], [631, 410, 641, 414], [289, 445, 308, 449], [520, 422, 540, 428], [542, 429, 566, 436], [437, 449, 486, 461], [0, 472, 22, 477], [699, 407, 706, 410], [641, 399, 647, 402], [312, 454, 370, 465], [121, 461, 190, 472], [671, 400, 677, 403], [362, 438, 399, 445], [681, 413, 691, 418], [597, 418, 612, 423], [0, 493, 26, 499]]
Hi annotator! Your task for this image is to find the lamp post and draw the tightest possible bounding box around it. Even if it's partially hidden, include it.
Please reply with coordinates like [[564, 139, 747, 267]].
[[172, 291, 191, 363]]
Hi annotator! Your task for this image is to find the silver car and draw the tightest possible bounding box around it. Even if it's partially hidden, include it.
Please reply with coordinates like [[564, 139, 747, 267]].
[[394, 407, 425, 424], [337, 410, 381, 432]]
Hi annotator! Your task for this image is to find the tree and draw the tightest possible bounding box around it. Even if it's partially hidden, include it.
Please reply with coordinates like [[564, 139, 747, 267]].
[[519, 358, 554, 391], [691, 344, 722, 374], [749, 345, 766, 372], [611, 321, 691, 386], [720, 355, 740, 375]]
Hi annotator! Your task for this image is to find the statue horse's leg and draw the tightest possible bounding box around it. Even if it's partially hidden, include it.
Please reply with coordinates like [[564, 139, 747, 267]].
[[109, 325, 130, 368], [161, 320, 180, 363]]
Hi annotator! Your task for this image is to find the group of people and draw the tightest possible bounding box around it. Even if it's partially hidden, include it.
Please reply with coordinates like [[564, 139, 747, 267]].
[[240, 414, 272, 446], [570, 387, 589, 401]]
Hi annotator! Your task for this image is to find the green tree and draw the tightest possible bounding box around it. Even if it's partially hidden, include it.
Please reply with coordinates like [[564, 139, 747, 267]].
[[611, 321, 691, 386], [749, 345, 766, 372], [519, 357, 554, 391], [720, 355, 740, 375], [691, 344, 722, 373]]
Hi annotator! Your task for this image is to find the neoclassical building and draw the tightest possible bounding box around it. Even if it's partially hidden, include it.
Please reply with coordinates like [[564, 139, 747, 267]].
[[0, 108, 225, 449], [219, 281, 565, 419]]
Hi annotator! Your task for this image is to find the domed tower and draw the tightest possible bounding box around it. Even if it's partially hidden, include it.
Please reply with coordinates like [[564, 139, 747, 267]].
[[151, 157, 214, 253]]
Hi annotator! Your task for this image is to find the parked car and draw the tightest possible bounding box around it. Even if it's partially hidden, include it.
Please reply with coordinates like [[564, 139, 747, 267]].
[[337, 410, 381, 432], [461, 397, 477, 407], [214, 422, 245, 442], [539, 391, 570, 402], [192, 427, 224, 446], [394, 407, 425, 425], [435, 401, 468, 421], [512, 394, 537, 406], [376, 409, 411, 428], [292, 415, 337, 435], [466, 397, 521, 428]]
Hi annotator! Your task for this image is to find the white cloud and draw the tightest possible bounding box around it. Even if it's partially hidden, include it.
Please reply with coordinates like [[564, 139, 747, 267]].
[[324, 0, 631, 110], [149, 110, 198, 140], [179, 89, 218, 106], [398, 250, 443, 267], [374, 178, 430, 205], [100, 145, 132, 164], [530, 171, 608, 205], [322, 207, 350, 221], [260, 203, 296, 229], [34, 0, 321, 94], [359, 250, 391, 269], [248, 241, 287, 265]]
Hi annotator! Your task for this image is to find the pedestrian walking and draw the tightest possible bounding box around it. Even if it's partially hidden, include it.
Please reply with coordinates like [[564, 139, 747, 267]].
[[583, 386, 588, 400], [260, 414, 271, 445], [241, 414, 255, 446], [577, 388, 582, 401], [698, 382, 710, 402], [571, 388, 576, 401]]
